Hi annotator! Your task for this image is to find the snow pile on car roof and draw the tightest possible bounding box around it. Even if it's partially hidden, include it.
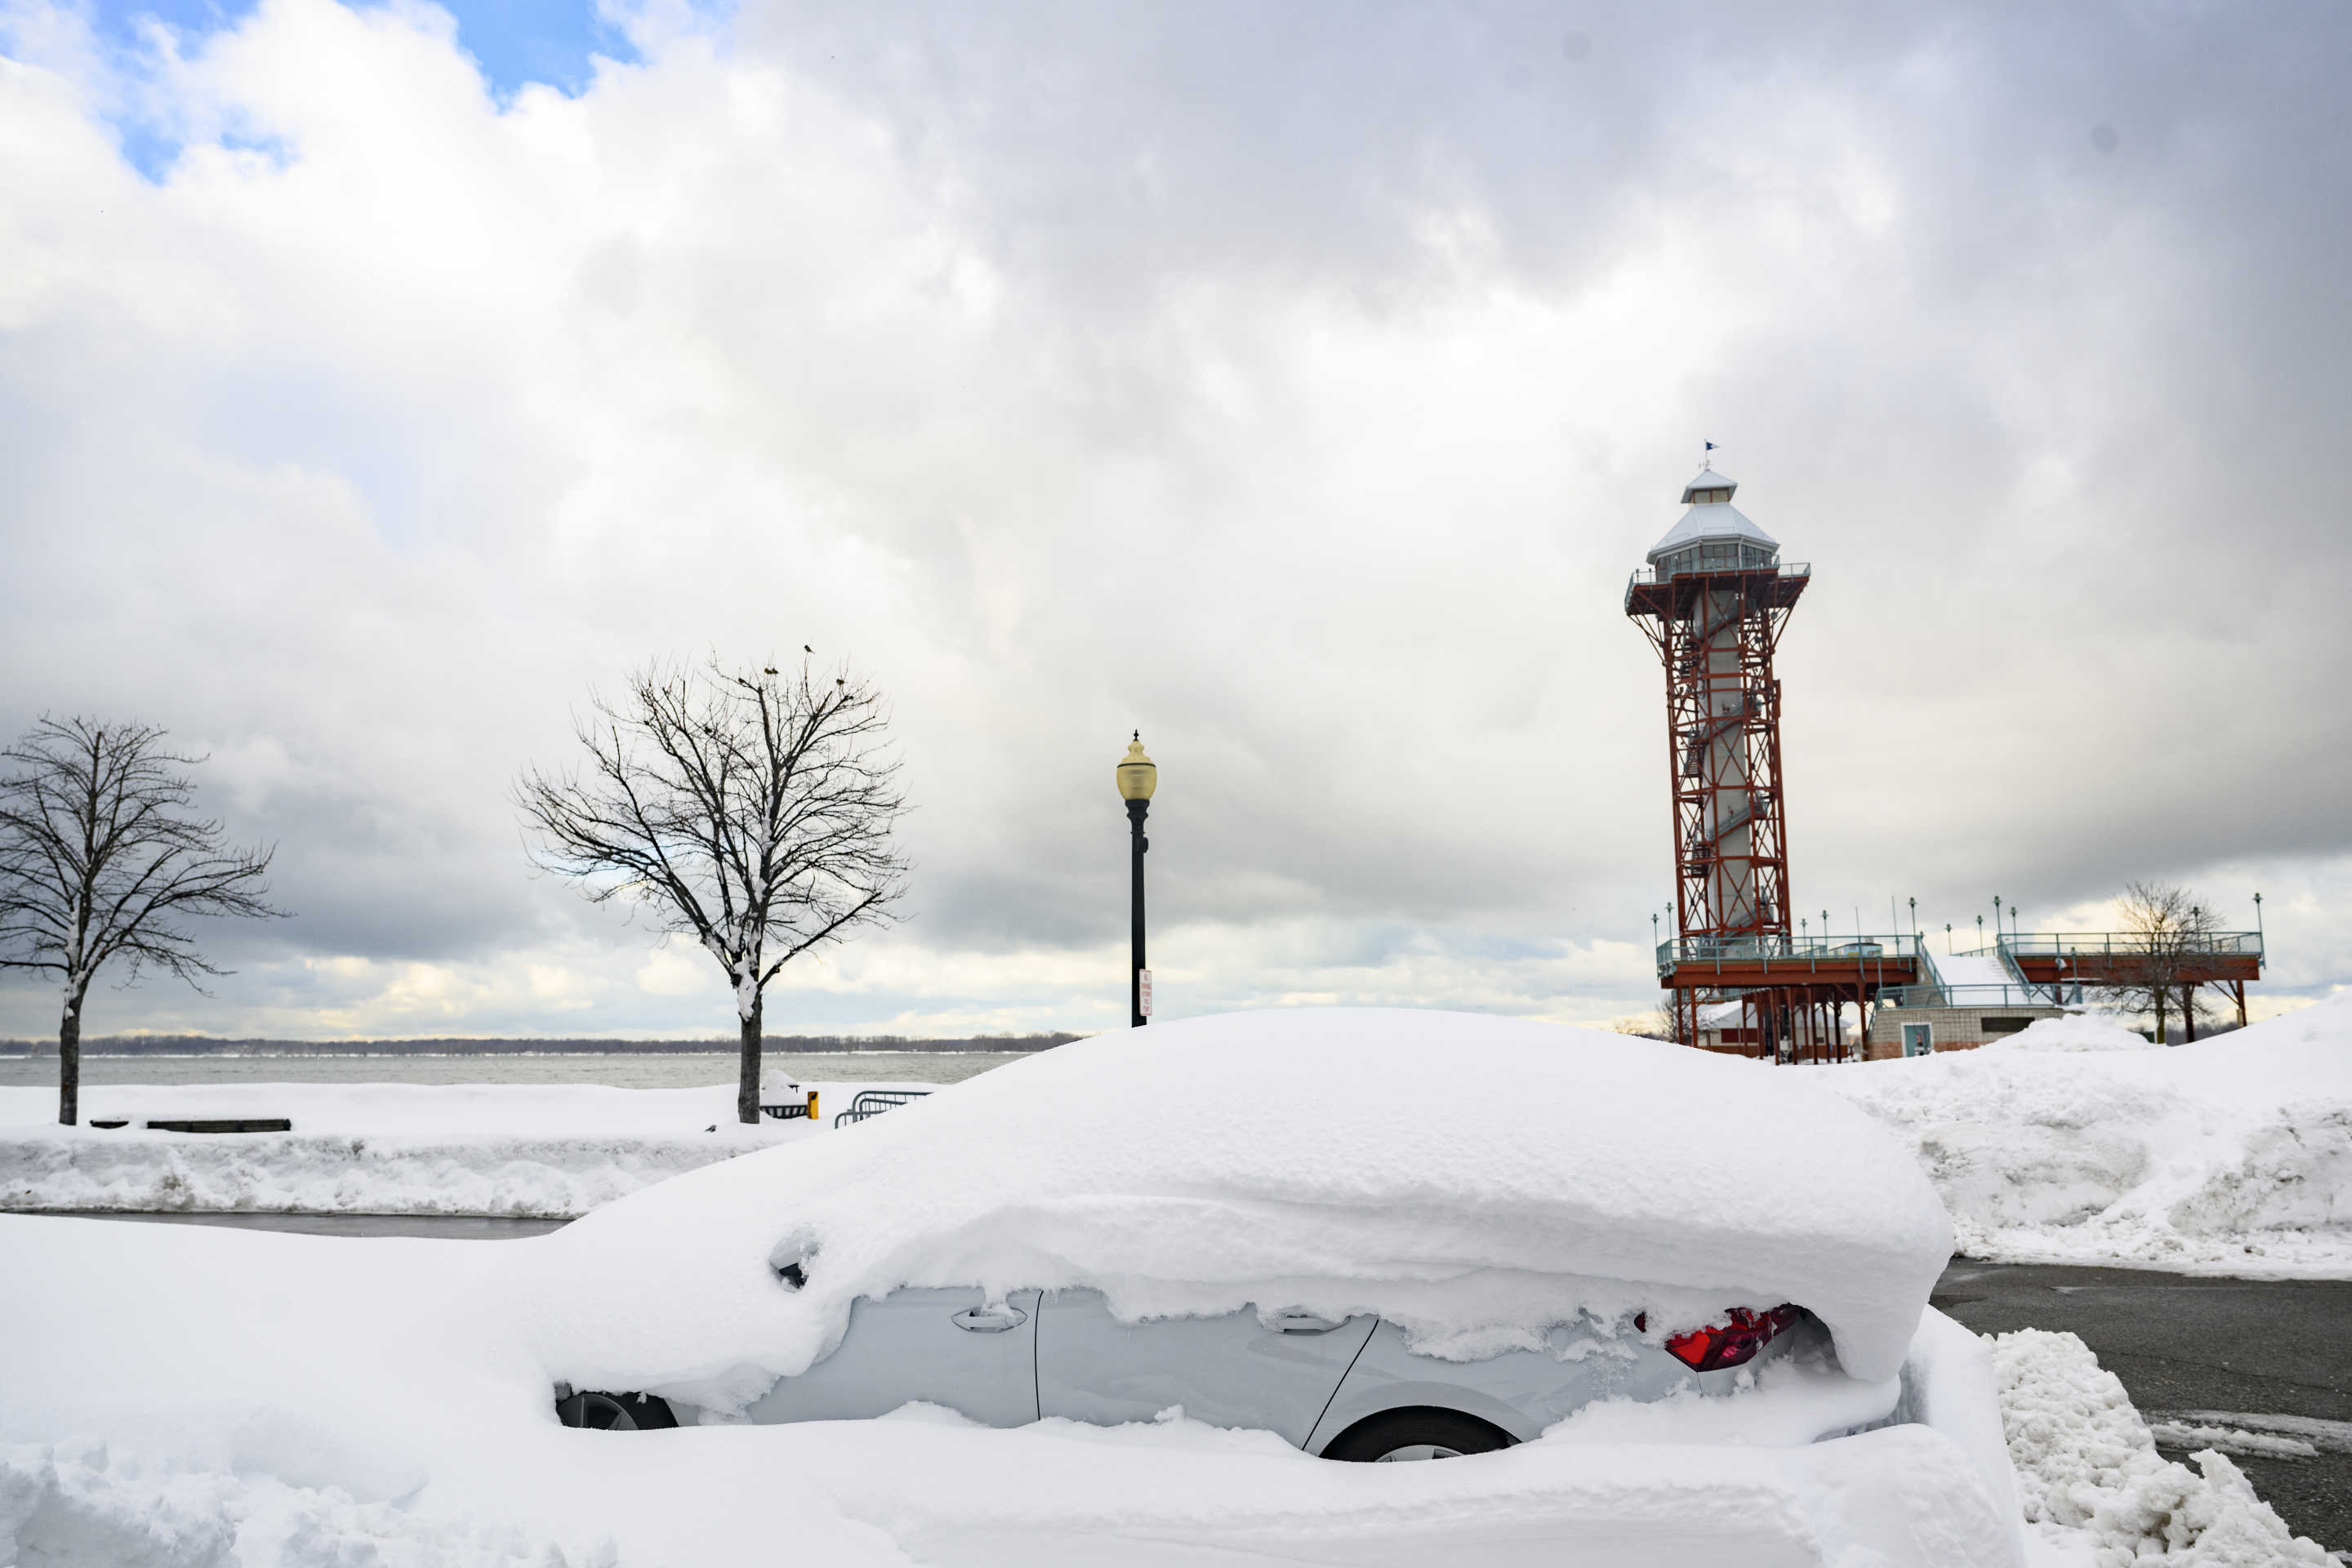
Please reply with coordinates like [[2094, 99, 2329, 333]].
[[521, 1009, 1951, 1396]]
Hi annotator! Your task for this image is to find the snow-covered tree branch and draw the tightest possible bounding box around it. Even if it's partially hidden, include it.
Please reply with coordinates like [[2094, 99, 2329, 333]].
[[516, 656, 910, 1122], [0, 716, 284, 1125]]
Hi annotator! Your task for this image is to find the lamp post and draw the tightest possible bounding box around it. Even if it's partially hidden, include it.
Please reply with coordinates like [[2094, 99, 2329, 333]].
[[1116, 732, 1157, 1028], [2254, 891, 2264, 951]]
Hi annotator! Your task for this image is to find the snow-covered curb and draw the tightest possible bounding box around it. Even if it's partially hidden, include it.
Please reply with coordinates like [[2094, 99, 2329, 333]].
[[0, 1129, 775, 1217], [0, 1080, 878, 1217]]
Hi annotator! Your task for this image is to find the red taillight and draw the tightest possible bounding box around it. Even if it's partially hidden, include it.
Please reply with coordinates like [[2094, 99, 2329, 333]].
[[1664, 1305, 1801, 1371]]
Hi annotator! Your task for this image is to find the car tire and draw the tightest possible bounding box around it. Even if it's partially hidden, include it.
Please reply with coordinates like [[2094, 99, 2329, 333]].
[[1321, 1407, 1514, 1463], [555, 1390, 679, 1431]]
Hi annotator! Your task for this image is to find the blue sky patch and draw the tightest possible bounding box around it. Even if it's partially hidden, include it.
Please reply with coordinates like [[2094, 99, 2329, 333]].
[[85, 0, 643, 96], [63, 1, 649, 180]]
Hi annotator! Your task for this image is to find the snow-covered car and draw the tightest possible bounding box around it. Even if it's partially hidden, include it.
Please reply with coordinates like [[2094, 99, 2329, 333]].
[[559, 1285, 1818, 1461], [532, 1009, 2011, 1489]]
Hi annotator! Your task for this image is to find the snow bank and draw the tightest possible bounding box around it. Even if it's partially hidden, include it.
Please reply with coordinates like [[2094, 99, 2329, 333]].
[[1825, 991, 2352, 1275], [523, 1009, 1951, 1393], [0, 1440, 595, 1568], [1983, 1015, 2163, 1053], [1990, 1329, 2330, 1565], [1539, 1305, 2029, 1563], [0, 1079, 924, 1217], [0, 1417, 2025, 1568]]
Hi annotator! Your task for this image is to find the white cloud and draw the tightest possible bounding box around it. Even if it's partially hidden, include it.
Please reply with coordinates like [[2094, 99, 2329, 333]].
[[1, 0, 2346, 1042]]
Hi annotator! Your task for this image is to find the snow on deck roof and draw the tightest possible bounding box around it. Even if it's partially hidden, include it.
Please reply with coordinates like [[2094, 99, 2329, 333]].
[[523, 1008, 1952, 1396], [1931, 953, 2015, 991]]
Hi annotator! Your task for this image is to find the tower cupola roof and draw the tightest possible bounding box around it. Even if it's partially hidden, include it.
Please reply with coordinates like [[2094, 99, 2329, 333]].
[[1646, 466, 1779, 567], [1681, 468, 1738, 505]]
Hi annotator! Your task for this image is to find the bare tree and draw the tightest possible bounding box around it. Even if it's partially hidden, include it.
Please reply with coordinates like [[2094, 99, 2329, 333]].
[[517, 657, 909, 1123], [0, 717, 283, 1125], [1613, 1000, 1683, 1043], [2105, 880, 2219, 1045]]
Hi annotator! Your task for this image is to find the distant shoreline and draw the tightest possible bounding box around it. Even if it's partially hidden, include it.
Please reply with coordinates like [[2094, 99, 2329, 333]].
[[0, 1032, 1082, 1059]]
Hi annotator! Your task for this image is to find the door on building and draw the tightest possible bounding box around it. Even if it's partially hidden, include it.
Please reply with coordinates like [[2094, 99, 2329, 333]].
[[1901, 1022, 1934, 1058]]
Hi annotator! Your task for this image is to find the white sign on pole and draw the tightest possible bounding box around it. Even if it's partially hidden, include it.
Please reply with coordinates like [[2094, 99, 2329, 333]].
[[1138, 969, 1154, 1018]]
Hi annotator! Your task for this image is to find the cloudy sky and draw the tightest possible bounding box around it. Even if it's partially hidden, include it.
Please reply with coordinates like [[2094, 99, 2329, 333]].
[[2, 0, 2346, 1042]]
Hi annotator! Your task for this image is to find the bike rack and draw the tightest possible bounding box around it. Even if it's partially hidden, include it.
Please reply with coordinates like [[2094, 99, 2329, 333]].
[[834, 1089, 930, 1127]]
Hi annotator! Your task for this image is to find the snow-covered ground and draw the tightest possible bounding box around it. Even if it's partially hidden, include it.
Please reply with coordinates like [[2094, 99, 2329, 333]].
[[1824, 994, 2352, 1276], [5, 1236, 2324, 1565], [0, 1078, 917, 1215], [2, 1013, 2025, 1566], [0, 1250, 2020, 1568], [2, 1009, 2341, 1564]]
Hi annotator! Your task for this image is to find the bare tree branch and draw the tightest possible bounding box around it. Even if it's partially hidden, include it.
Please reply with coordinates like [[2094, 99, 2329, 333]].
[[515, 655, 911, 1122], [0, 716, 286, 1124], [2101, 880, 2220, 1044]]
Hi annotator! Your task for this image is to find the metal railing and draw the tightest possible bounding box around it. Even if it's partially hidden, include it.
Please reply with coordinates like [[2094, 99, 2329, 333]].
[[833, 1089, 931, 1128], [1657, 931, 1927, 968], [1624, 559, 1811, 606], [1876, 983, 2083, 1010], [1976, 931, 2264, 960]]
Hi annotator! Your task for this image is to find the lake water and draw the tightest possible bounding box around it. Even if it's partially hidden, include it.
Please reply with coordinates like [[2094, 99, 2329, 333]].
[[0, 1051, 1031, 1090]]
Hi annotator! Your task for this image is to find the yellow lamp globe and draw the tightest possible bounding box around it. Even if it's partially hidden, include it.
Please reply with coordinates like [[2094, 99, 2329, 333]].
[[1116, 733, 1157, 802]]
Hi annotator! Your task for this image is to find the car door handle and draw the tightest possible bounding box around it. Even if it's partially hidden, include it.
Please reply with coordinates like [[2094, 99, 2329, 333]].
[[1269, 1310, 1345, 1334], [951, 1305, 1029, 1333]]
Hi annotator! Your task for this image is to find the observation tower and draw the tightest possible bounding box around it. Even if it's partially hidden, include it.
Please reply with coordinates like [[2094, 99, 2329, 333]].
[[1625, 466, 1806, 964], [1622, 462, 2260, 1059], [1625, 467, 1913, 1057]]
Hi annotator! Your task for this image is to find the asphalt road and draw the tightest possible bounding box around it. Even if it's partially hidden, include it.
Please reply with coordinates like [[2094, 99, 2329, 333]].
[[1936, 1260, 2352, 1555]]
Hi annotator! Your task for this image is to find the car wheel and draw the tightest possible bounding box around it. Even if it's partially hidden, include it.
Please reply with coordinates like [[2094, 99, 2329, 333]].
[[1321, 1407, 1513, 1463], [555, 1390, 679, 1431]]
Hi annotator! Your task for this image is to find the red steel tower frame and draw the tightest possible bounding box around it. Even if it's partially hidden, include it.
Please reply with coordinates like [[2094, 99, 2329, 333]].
[[1624, 470, 1814, 1049]]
